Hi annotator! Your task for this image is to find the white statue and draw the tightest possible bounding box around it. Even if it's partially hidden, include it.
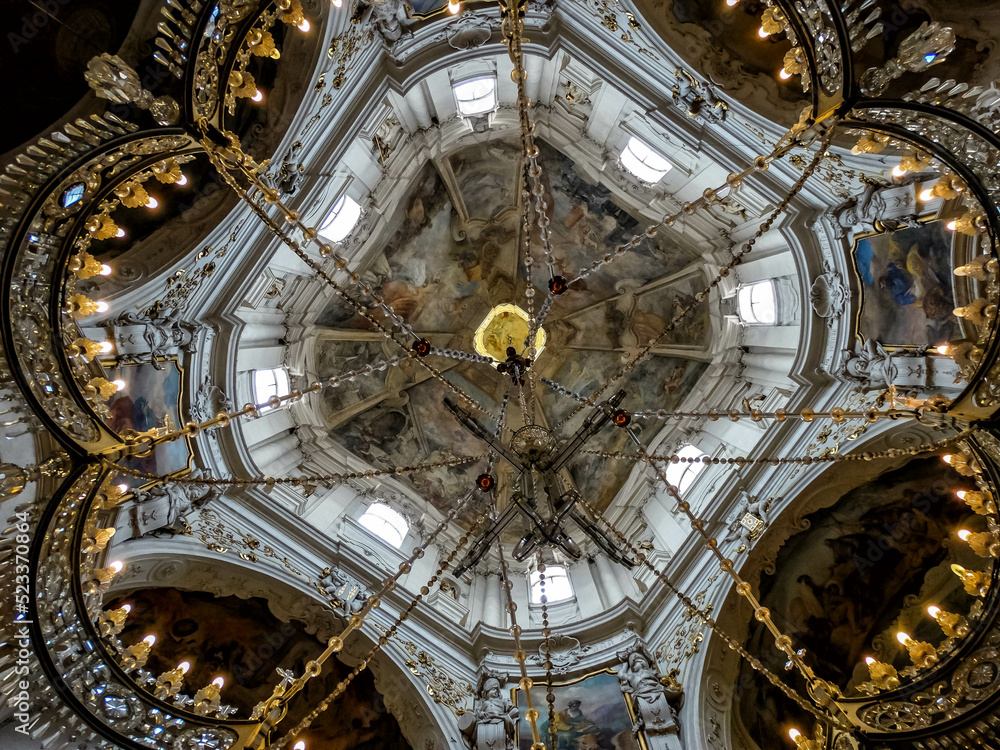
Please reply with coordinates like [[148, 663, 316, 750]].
[[462, 675, 516, 750], [616, 642, 684, 750]]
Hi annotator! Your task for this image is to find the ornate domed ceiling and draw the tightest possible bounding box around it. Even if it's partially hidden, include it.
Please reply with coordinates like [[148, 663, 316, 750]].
[[314, 139, 709, 514], [5, 1, 1000, 750]]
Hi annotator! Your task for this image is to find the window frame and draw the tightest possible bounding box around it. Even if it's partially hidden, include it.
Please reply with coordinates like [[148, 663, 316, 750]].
[[318, 194, 362, 243], [619, 137, 672, 183], [529, 565, 573, 604], [453, 77, 497, 117], [252, 367, 290, 412], [358, 502, 409, 549], [665, 444, 707, 494], [736, 280, 778, 325]]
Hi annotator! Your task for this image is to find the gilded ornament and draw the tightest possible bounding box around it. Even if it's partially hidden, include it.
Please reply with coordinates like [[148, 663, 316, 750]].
[[85, 213, 120, 240], [115, 180, 151, 209]]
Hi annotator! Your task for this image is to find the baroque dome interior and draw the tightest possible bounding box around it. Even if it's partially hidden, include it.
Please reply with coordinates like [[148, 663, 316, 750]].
[[4, 1, 1000, 750]]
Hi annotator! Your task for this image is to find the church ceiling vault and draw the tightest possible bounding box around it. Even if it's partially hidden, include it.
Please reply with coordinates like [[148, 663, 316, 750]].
[[5, 1, 1000, 750]]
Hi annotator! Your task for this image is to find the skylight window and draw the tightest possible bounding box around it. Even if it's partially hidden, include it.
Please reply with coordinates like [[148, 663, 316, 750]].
[[619, 137, 672, 183], [253, 367, 290, 411], [318, 195, 362, 243], [665, 444, 707, 493], [358, 503, 409, 548], [737, 281, 777, 325], [454, 77, 497, 116], [529, 566, 573, 603]]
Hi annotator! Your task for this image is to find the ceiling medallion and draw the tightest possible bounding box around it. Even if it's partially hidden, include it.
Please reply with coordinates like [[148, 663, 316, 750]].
[[473, 303, 546, 363]]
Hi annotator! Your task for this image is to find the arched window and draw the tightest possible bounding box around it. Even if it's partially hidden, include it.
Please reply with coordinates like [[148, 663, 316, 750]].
[[253, 367, 290, 411], [736, 281, 777, 325], [665, 444, 707, 493], [619, 137, 672, 183], [529, 566, 573, 604], [453, 77, 497, 116], [318, 194, 362, 243], [358, 503, 409, 548]]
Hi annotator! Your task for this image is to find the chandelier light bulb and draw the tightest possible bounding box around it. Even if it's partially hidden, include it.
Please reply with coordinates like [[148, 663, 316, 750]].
[[919, 188, 934, 202], [864, 656, 876, 666], [99, 263, 113, 276], [958, 529, 972, 541], [145, 196, 159, 209], [252, 89, 264, 102], [121, 604, 132, 614], [113, 379, 127, 391], [333, 0, 342, 6], [927, 605, 941, 618], [788, 728, 801, 742], [725, 0, 738, 6], [956, 489, 967, 499], [892, 164, 906, 178], [946, 219, 958, 231], [142, 634, 157, 647], [935, 344, 950, 355], [115, 227, 126, 238], [942, 454, 954, 465], [178, 661, 191, 674], [100, 341, 114, 353], [896, 631, 912, 646], [95, 300, 110, 313], [109, 560, 123, 574], [758, 26, 770, 38], [176, 173, 188, 186], [294, 742, 306, 750], [211, 676, 225, 688], [779, 67, 791, 80], [298, 18, 311, 32], [448, 0, 460, 13]]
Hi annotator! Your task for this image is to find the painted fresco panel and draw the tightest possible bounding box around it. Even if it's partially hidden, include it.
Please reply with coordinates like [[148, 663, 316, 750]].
[[516, 671, 640, 750], [851, 220, 961, 347]]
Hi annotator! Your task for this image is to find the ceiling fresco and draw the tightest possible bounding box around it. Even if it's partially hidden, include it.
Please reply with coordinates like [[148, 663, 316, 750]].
[[108, 588, 413, 750], [316, 139, 709, 521], [735, 457, 984, 749]]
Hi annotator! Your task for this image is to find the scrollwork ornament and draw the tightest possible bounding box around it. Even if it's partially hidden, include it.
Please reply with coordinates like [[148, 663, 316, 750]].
[[172, 726, 238, 750]]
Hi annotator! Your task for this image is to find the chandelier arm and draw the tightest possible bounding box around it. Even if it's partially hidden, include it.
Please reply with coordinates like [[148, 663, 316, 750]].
[[429, 345, 494, 365], [585, 427, 976, 466], [631, 406, 918, 423], [573, 494, 853, 733], [492, 493, 547, 750], [96, 454, 485, 488], [265, 496, 496, 750], [199, 127, 497, 420], [550, 126, 839, 435], [533, 550, 558, 750]]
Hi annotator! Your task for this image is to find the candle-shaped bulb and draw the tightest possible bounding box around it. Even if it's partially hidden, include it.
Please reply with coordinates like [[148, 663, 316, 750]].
[[865, 656, 876, 666], [178, 661, 191, 674], [109, 560, 123, 574], [892, 164, 906, 178], [957, 489, 967, 499], [947, 219, 958, 231], [959, 529, 972, 542], [757, 26, 769, 38], [99, 263, 113, 276], [297, 18, 310, 31], [927, 605, 941, 618], [294, 742, 306, 750], [143, 634, 157, 646], [113, 379, 126, 391], [146, 196, 159, 209], [116, 227, 126, 238], [121, 603, 132, 614], [176, 174, 188, 186], [896, 631, 911, 646], [943, 454, 954, 465], [936, 344, 950, 355], [447, 0, 460, 12], [95, 300, 110, 313], [100, 341, 114, 353], [788, 728, 801, 742], [779, 67, 791, 80], [251, 89, 264, 102], [211, 676, 225, 688], [919, 188, 934, 202]]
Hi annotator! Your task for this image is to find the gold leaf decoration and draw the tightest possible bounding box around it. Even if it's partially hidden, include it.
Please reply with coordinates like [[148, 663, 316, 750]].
[[115, 180, 150, 208]]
